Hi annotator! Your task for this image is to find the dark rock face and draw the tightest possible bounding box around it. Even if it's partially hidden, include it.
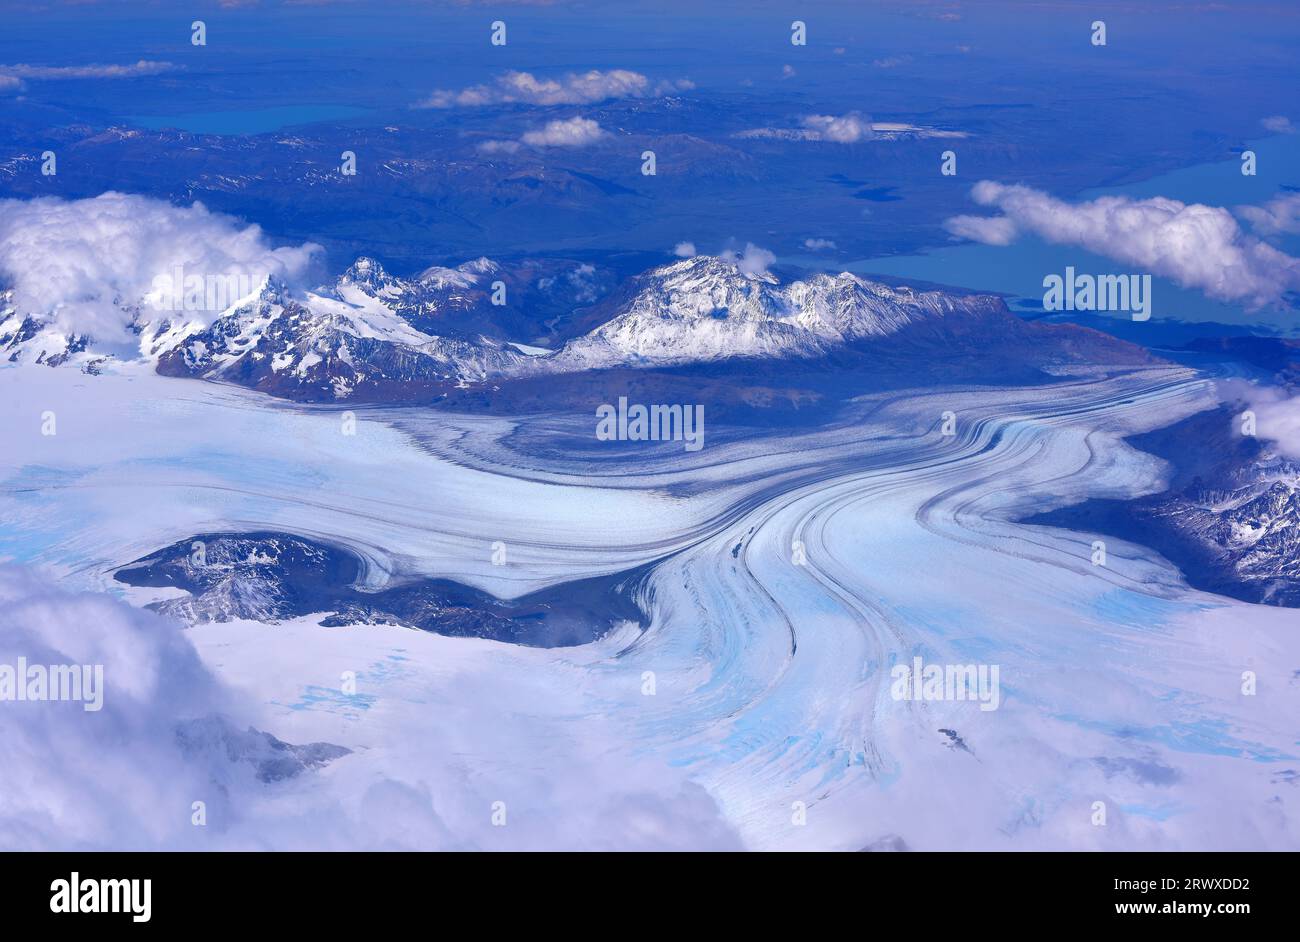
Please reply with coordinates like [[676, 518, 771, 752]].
[[1027, 406, 1300, 607], [860, 834, 910, 852], [175, 716, 351, 784], [115, 531, 649, 648]]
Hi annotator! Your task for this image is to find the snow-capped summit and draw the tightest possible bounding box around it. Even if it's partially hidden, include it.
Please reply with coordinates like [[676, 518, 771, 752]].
[[337, 256, 402, 296], [547, 254, 1009, 370], [456, 256, 501, 278], [414, 257, 497, 291]]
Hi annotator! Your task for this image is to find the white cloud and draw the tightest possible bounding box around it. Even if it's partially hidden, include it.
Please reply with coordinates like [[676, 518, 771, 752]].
[[737, 112, 875, 144], [1227, 382, 1300, 460], [415, 69, 687, 109], [0, 564, 241, 849], [1237, 192, 1300, 237], [1255, 395, 1300, 460], [944, 181, 1300, 308], [1261, 115, 1295, 134], [673, 242, 697, 257], [477, 139, 522, 155], [800, 112, 874, 143], [781, 65, 797, 79], [943, 213, 1019, 246], [520, 117, 607, 148], [0, 60, 176, 80], [0, 193, 322, 343], [720, 242, 777, 278], [803, 238, 837, 251], [0, 75, 21, 94]]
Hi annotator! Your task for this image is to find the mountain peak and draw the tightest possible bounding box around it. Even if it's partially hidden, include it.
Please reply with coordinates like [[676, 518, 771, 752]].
[[339, 256, 397, 294], [656, 253, 779, 286], [459, 257, 500, 276], [254, 272, 293, 306]]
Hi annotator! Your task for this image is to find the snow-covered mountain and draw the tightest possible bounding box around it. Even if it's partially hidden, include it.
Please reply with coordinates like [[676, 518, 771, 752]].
[[1, 257, 542, 399], [0, 289, 104, 371], [545, 255, 1017, 370], [1150, 461, 1300, 605], [334, 255, 498, 336], [331, 255, 613, 342], [1031, 404, 1300, 609], [152, 270, 527, 401]]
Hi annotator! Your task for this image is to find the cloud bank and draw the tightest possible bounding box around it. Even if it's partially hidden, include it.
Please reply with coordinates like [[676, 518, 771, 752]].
[[0, 563, 742, 851], [944, 181, 1300, 307], [0, 564, 238, 849], [0, 192, 322, 342]]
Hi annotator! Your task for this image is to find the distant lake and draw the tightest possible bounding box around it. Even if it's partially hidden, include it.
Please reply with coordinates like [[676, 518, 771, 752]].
[[128, 104, 372, 136], [816, 133, 1300, 337]]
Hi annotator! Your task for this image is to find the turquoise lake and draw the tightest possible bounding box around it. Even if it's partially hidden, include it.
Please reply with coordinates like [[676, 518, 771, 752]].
[[128, 104, 372, 136]]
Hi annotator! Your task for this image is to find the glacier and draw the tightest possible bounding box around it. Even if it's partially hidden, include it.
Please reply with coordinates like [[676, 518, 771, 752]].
[[2, 359, 1297, 850]]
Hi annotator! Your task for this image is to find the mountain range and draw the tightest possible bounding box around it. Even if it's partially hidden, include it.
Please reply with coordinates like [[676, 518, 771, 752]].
[[2, 252, 1150, 404]]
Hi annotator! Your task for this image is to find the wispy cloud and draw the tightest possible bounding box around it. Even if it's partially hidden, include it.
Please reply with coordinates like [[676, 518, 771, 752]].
[[415, 69, 690, 109], [721, 242, 777, 278], [738, 111, 875, 143], [1237, 193, 1300, 237], [0, 60, 176, 80]]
